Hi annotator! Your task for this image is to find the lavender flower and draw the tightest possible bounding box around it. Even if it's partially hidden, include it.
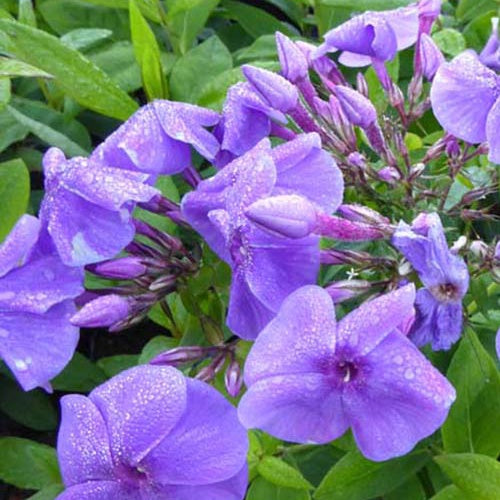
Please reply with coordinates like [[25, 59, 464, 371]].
[[419, 33, 445, 80], [479, 17, 499, 71], [430, 50, 500, 164], [57, 365, 248, 499], [182, 134, 343, 339], [40, 148, 159, 266], [91, 100, 220, 175], [238, 284, 455, 461], [315, 4, 419, 67], [0, 215, 83, 391], [392, 213, 469, 350], [70, 294, 132, 329]]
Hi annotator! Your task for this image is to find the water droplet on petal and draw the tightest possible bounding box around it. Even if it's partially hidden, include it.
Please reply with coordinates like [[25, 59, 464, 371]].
[[14, 359, 28, 371], [0, 328, 9, 338], [404, 368, 415, 380], [393, 355, 403, 365], [0, 291, 16, 301], [43, 269, 55, 281]]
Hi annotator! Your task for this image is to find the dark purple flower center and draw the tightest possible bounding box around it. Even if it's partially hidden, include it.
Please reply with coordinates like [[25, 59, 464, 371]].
[[431, 282, 460, 302], [229, 228, 249, 267], [335, 360, 359, 383]]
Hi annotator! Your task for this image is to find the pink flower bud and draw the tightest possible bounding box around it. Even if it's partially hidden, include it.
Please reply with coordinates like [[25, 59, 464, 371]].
[[71, 294, 131, 328], [225, 359, 243, 398]]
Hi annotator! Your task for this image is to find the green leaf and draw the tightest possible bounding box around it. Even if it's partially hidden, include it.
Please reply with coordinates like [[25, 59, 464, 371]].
[[18, 0, 36, 26], [51, 352, 107, 392], [0, 56, 52, 77], [314, 449, 430, 500], [0, 19, 138, 120], [435, 453, 500, 500], [234, 34, 277, 64], [223, 0, 297, 38], [129, 0, 167, 100], [170, 35, 232, 103], [0, 376, 57, 431], [385, 475, 426, 500], [248, 476, 311, 500], [139, 335, 179, 364], [432, 29, 466, 57], [319, 0, 412, 7], [197, 66, 243, 110], [89, 41, 142, 93], [60, 28, 113, 51], [430, 485, 468, 500], [441, 330, 500, 457], [0, 437, 61, 490], [0, 76, 10, 107], [258, 456, 313, 490], [97, 355, 139, 377], [456, 0, 498, 22], [7, 101, 90, 157], [27, 484, 65, 500], [81, 0, 162, 22], [166, 0, 219, 54], [0, 158, 29, 242], [0, 108, 27, 151], [365, 55, 400, 113]]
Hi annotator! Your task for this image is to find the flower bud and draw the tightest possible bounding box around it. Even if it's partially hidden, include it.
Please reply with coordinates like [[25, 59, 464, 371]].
[[89, 256, 147, 280], [225, 358, 243, 398], [334, 86, 377, 129], [326, 279, 372, 304], [450, 235, 467, 254], [479, 17, 500, 71], [356, 72, 369, 97], [276, 32, 308, 83], [470, 240, 489, 260], [246, 195, 318, 239], [242, 65, 298, 112], [150, 346, 205, 366], [347, 152, 366, 170], [420, 33, 445, 80], [71, 294, 131, 328], [316, 215, 388, 241], [378, 166, 401, 183], [337, 204, 390, 226]]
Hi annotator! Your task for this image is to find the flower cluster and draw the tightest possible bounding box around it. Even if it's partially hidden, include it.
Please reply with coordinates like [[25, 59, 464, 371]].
[[1, 1, 498, 497]]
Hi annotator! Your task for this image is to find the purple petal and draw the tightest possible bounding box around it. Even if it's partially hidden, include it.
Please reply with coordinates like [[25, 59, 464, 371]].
[[161, 465, 248, 500], [420, 33, 445, 80], [409, 288, 438, 347], [272, 133, 344, 213], [89, 365, 187, 467], [338, 52, 373, 67], [479, 17, 500, 71], [343, 330, 456, 461], [242, 65, 298, 112], [0, 214, 39, 278], [42, 188, 136, 266], [381, 4, 419, 50], [243, 285, 336, 386], [496, 328, 500, 361], [0, 301, 79, 391], [226, 270, 275, 340], [335, 86, 377, 128], [337, 284, 416, 355], [246, 230, 320, 311], [57, 395, 114, 486], [433, 301, 463, 351], [71, 295, 131, 328], [276, 32, 309, 83], [486, 96, 500, 163], [238, 373, 348, 444], [141, 377, 248, 486], [57, 481, 136, 500], [430, 51, 500, 143], [0, 254, 83, 314]]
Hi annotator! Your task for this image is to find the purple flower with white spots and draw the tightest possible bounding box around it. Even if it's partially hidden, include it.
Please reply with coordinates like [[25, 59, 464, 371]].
[[238, 284, 456, 461], [392, 213, 469, 350], [315, 4, 419, 67], [56, 365, 248, 499], [40, 147, 159, 266], [430, 50, 500, 164], [91, 100, 220, 176], [182, 134, 343, 339], [0, 215, 83, 391]]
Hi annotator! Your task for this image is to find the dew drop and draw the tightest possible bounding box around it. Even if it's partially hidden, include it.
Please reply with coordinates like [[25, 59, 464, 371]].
[[0, 291, 16, 301], [43, 269, 55, 281], [404, 368, 415, 380], [0, 327, 9, 338], [14, 359, 28, 371], [393, 355, 403, 365]]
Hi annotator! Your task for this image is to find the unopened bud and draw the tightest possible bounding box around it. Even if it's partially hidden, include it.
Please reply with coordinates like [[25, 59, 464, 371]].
[[246, 195, 318, 239], [335, 86, 377, 129], [420, 33, 445, 80], [326, 279, 372, 303], [150, 346, 205, 366], [347, 152, 366, 170], [201, 316, 224, 345], [89, 256, 147, 280], [276, 32, 308, 83], [71, 294, 131, 328], [409, 163, 426, 181], [378, 166, 401, 183], [398, 260, 413, 276], [337, 204, 390, 226], [450, 235, 467, 254], [225, 359, 243, 397], [356, 72, 369, 97], [196, 352, 227, 382], [470, 240, 489, 260], [316, 214, 389, 241]]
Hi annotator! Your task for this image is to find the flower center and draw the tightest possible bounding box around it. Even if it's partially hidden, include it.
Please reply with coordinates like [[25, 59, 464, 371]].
[[431, 282, 460, 302], [336, 361, 358, 383]]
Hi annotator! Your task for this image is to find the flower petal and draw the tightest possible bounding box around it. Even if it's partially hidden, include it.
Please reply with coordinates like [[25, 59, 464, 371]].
[[430, 51, 500, 143], [0, 301, 79, 391], [343, 331, 456, 461], [57, 395, 114, 486], [244, 285, 336, 386], [141, 378, 248, 486], [89, 365, 187, 467], [337, 284, 416, 355], [486, 96, 500, 164], [238, 373, 348, 444], [57, 481, 136, 500]]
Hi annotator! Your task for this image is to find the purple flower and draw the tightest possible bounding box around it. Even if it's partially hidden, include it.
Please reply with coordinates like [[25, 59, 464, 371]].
[[419, 33, 444, 80], [57, 365, 248, 499], [182, 134, 343, 339], [40, 148, 159, 266], [334, 86, 377, 128], [0, 215, 83, 391], [315, 4, 419, 67], [392, 213, 469, 350], [91, 100, 220, 175], [71, 294, 131, 329], [276, 32, 309, 83], [479, 17, 500, 71], [430, 50, 500, 164], [238, 284, 455, 461]]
